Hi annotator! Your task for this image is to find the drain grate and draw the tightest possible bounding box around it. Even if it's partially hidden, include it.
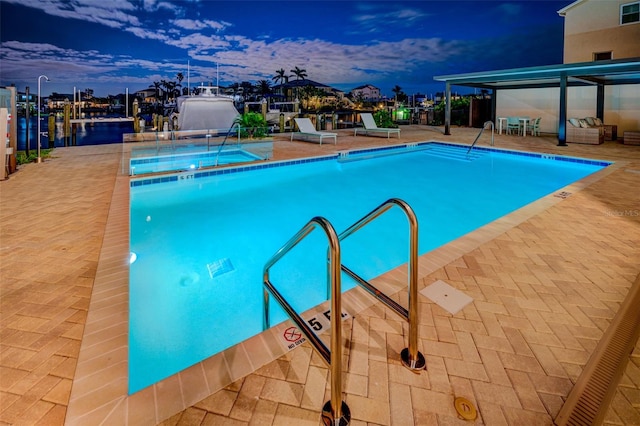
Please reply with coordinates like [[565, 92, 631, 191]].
[[555, 273, 640, 426], [207, 258, 235, 279], [554, 191, 572, 199]]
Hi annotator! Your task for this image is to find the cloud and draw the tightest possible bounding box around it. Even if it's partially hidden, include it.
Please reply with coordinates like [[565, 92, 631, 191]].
[[4, 0, 142, 29], [172, 19, 232, 31]]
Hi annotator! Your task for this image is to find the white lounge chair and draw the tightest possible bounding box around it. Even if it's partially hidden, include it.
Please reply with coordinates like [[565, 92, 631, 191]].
[[291, 117, 337, 145], [354, 113, 400, 138]]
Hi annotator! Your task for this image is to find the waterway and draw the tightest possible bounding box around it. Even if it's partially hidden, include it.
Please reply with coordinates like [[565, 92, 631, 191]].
[[16, 114, 133, 151]]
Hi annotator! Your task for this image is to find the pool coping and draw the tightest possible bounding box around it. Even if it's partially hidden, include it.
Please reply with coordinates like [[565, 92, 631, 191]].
[[64, 143, 625, 425]]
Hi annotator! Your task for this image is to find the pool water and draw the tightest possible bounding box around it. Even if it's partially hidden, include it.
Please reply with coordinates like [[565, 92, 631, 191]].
[[128, 142, 609, 393], [129, 148, 264, 175]]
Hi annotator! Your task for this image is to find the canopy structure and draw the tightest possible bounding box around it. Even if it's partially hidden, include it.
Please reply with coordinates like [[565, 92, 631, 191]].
[[434, 58, 640, 145]]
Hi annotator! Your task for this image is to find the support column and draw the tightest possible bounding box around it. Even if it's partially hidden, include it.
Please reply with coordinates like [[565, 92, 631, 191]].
[[558, 74, 568, 146], [596, 84, 604, 120], [444, 82, 451, 135], [491, 88, 497, 123]]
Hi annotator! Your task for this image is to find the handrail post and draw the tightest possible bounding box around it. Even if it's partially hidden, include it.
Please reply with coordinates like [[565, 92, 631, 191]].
[[338, 198, 425, 372], [467, 120, 495, 154], [263, 217, 350, 425]]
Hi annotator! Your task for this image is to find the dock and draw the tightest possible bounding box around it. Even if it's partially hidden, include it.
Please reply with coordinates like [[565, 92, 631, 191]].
[[69, 117, 135, 124]]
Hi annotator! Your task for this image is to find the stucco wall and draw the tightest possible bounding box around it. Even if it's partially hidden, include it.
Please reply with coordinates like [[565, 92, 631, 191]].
[[562, 0, 640, 62], [496, 84, 640, 135]]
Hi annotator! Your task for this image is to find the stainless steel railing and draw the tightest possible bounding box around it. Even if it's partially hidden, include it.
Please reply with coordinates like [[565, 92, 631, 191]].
[[338, 198, 425, 371], [263, 217, 350, 426], [467, 120, 495, 154]]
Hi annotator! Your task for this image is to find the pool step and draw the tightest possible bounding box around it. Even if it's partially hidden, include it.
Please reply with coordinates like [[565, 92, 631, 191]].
[[421, 145, 485, 162]]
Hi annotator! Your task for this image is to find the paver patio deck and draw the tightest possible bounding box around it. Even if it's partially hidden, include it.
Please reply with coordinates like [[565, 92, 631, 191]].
[[1, 126, 639, 425]]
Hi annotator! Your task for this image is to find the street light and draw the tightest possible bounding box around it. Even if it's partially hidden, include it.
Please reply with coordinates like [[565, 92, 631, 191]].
[[37, 75, 49, 163]]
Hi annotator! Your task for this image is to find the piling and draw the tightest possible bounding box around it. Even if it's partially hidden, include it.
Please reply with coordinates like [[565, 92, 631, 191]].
[[63, 100, 71, 146], [48, 113, 55, 148]]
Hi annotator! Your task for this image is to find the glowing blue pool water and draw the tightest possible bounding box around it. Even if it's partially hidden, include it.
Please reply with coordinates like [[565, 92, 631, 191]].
[[129, 148, 264, 175], [128, 142, 609, 393]]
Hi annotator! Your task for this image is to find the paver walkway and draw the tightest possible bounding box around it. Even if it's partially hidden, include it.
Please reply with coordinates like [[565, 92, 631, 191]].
[[1, 127, 638, 425]]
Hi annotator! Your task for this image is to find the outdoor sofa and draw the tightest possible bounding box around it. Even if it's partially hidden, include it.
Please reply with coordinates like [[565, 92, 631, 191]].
[[566, 118, 604, 145]]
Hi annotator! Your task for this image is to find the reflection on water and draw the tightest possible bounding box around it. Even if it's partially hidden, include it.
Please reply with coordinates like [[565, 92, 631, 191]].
[[16, 114, 134, 150]]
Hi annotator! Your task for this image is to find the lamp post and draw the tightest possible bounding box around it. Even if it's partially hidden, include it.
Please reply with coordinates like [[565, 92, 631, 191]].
[[37, 75, 49, 163]]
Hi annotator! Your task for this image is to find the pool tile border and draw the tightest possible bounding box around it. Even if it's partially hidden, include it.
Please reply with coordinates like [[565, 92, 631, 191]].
[[129, 141, 612, 187]]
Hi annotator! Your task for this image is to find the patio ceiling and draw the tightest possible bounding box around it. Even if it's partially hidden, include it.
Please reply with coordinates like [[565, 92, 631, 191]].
[[433, 57, 640, 90]]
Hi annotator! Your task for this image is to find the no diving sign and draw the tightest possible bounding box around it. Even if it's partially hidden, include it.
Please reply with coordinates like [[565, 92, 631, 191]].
[[278, 309, 350, 351]]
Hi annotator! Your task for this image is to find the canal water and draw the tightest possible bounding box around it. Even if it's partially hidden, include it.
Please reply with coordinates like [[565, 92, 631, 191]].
[[16, 115, 134, 150]]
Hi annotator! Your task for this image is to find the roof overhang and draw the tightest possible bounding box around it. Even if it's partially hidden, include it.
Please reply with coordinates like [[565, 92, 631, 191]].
[[433, 58, 640, 90]]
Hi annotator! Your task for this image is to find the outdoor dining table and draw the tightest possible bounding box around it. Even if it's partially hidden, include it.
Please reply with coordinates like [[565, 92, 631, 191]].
[[496, 117, 529, 136], [519, 117, 530, 137], [497, 117, 507, 134]]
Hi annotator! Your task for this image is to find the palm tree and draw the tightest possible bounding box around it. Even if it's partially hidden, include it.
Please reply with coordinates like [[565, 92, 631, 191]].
[[272, 68, 289, 85], [256, 80, 272, 97], [176, 73, 184, 97], [153, 81, 161, 101], [290, 66, 307, 81], [392, 85, 402, 102]]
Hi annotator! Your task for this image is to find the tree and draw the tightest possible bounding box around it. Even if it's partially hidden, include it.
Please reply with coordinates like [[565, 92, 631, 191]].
[[153, 81, 161, 100], [272, 68, 290, 85], [256, 80, 272, 97], [298, 84, 325, 111], [392, 85, 402, 101], [176, 73, 184, 96], [290, 66, 307, 80]]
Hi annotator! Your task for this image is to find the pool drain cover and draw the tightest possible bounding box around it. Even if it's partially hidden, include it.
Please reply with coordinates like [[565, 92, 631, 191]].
[[454, 397, 477, 420], [207, 258, 235, 279], [420, 280, 473, 315]]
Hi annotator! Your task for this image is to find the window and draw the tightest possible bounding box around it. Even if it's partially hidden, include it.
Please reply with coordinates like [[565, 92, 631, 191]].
[[621, 2, 639, 24], [594, 51, 612, 61]]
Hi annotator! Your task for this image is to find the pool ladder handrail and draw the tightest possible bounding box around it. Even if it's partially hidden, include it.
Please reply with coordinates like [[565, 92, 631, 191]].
[[263, 217, 350, 426], [338, 198, 426, 372], [214, 122, 241, 166], [263, 198, 426, 424], [466, 120, 494, 155]]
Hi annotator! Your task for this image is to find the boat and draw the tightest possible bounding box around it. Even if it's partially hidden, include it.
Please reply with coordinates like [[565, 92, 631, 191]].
[[172, 85, 240, 131]]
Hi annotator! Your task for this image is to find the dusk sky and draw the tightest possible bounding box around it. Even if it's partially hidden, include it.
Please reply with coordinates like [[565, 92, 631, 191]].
[[1, 0, 570, 98]]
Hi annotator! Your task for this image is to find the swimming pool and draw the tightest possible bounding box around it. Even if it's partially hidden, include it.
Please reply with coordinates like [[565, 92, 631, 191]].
[[129, 148, 265, 175], [128, 142, 610, 393]]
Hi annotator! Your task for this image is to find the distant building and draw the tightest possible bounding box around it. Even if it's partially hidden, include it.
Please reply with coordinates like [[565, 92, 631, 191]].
[[558, 0, 640, 62], [134, 88, 157, 103], [272, 79, 344, 102], [350, 84, 381, 101]]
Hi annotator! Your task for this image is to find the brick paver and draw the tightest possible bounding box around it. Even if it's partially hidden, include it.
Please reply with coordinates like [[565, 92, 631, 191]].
[[1, 127, 639, 425]]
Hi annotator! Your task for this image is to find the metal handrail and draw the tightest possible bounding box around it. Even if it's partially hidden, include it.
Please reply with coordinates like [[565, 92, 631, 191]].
[[214, 122, 240, 166], [466, 120, 494, 155], [338, 198, 426, 371], [263, 217, 350, 425]]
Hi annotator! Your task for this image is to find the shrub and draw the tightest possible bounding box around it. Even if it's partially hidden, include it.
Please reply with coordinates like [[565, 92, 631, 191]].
[[373, 110, 397, 128], [234, 112, 269, 139]]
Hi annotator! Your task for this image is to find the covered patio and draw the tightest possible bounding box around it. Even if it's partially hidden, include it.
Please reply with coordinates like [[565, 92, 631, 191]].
[[434, 57, 640, 145]]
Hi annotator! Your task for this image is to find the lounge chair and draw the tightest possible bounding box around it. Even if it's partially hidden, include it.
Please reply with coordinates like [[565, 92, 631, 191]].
[[354, 113, 400, 138], [291, 117, 337, 145]]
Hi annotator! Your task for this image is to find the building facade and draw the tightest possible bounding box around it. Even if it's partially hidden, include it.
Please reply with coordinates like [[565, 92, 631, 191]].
[[350, 84, 381, 101], [559, 0, 640, 62]]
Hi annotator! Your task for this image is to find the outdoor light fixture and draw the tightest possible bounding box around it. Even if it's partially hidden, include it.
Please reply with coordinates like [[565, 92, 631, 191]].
[[37, 75, 49, 163]]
